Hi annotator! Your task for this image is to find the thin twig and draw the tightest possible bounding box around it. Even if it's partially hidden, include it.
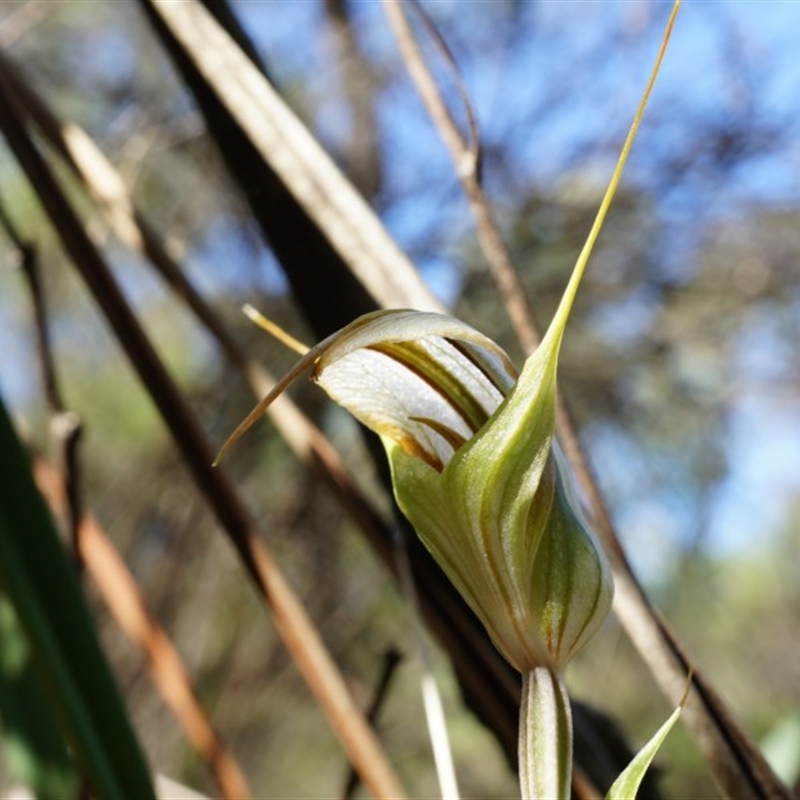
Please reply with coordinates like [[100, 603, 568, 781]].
[[0, 190, 86, 567], [392, 0, 481, 176], [341, 647, 403, 800], [0, 70, 407, 800], [47, 410, 83, 568], [21, 250, 84, 564], [393, 522, 460, 800], [31, 457, 252, 800], [323, 0, 384, 199], [382, 0, 540, 355], [0, 195, 64, 412]]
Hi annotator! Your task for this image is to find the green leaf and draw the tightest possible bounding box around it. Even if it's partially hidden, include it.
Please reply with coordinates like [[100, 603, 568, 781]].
[[606, 704, 682, 800], [0, 392, 156, 800], [0, 594, 78, 798]]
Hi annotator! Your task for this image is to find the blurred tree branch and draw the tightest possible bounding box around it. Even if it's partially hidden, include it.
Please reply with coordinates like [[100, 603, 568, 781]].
[[0, 64, 406, 800]]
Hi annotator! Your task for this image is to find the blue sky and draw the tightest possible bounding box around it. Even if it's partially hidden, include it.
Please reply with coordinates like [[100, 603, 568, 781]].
[[1, 0, 798, 580]]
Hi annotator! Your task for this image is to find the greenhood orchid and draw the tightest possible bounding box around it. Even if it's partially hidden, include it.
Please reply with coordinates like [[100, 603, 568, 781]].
[[322, 308, 613, 675], [219, 307, 613, 677], [216, 4, 680, 796], [216, 304, 613, 799]]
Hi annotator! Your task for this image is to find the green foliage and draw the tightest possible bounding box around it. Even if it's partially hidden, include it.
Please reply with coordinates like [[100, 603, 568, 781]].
[[607, 704, 683, 800], [0, 393, 156, 800], [0, 595, 77, 798]]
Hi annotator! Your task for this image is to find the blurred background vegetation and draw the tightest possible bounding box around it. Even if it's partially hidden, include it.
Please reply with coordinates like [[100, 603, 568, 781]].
[[0, 1, 798, 798]]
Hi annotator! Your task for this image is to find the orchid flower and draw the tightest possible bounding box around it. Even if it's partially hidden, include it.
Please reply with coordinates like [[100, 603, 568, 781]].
[[219, 305, 613, 675], [217, 5, 680, 797], [217, 303, 611, 797]]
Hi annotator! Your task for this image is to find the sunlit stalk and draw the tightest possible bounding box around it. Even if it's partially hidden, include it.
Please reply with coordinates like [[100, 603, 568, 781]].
[[243, 303, 310, 356], [393, 525, 460, 800], [518, 667, 572, 800]]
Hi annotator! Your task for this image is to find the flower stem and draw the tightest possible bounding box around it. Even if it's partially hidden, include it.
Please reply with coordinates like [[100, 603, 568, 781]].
[[519, 666, 572, 800]]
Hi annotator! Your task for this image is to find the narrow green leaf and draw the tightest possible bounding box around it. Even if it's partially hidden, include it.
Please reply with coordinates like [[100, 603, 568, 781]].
[[606, 704, 682, 800], [0, 393, 156, 800], [0, 594, 78, 798]]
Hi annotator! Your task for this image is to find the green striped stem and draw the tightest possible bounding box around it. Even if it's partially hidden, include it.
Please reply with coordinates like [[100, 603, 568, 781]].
[[519, 666, 572, 800]]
